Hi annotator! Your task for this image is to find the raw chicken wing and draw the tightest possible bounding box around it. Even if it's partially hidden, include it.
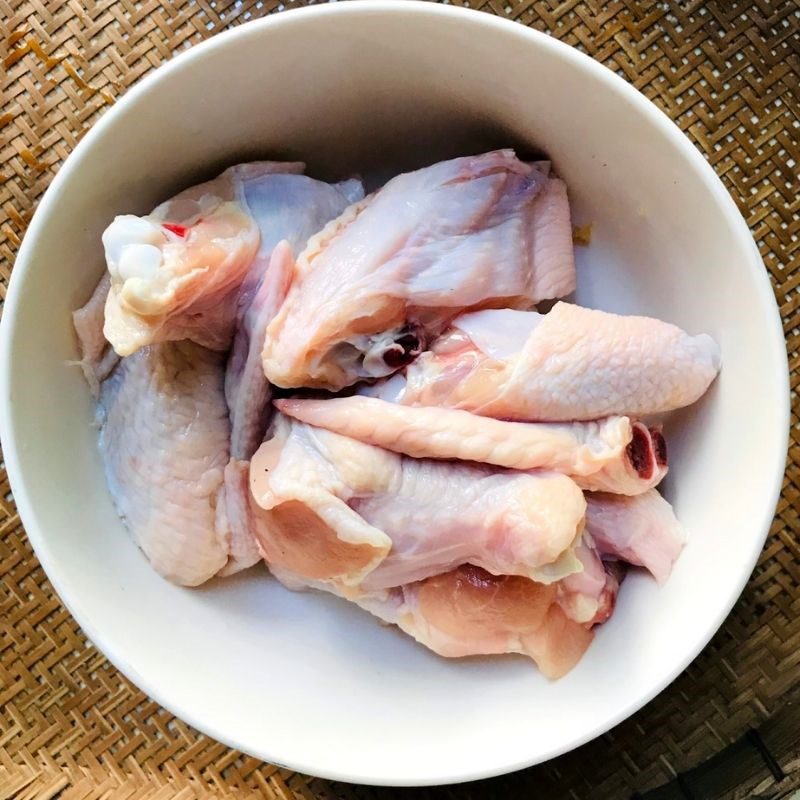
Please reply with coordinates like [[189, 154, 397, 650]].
[[275, 396, 667, 495], [249, 415, 585, 590], [98, 341, 231, 585], [102, 161, 304, 356], [400, 303, 721, 420], [262, 150, 575, 390], [274, 561, 612, 679], [226, 175, 363, 459], [365, 567, 591, 679], [585, 490, 686, 584]]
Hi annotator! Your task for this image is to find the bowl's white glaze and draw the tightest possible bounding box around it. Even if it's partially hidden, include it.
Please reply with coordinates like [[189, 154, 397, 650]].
[[0, 2, 789, 785]]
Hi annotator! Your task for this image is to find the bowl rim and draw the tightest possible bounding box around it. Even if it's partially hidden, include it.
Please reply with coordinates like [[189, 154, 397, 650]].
[[0, 0, 791, 786]]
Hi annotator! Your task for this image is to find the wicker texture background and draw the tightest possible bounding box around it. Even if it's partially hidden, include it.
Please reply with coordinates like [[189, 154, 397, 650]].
[[1, 1, 798, 798]]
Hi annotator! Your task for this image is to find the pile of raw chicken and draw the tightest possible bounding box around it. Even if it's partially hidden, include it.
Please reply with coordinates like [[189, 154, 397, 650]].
[[74, 151, 721, 679]]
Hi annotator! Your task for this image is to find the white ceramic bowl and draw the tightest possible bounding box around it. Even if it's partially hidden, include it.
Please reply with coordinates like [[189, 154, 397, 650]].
[[0, 2, 789, 786]]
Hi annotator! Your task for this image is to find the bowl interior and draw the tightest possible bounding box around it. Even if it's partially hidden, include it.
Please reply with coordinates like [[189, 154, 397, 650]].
[[0, 2, 788, 785]]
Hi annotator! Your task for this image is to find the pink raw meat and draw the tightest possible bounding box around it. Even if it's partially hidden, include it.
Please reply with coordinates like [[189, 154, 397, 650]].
[[249, 415, 585, 591], [225, 175, 363, 459], [585, 490, 686, 584], [102, 161, 304, 356], [262, 150, 575, 391], [271, 559, 619, 680], [400, 303, 721, 420], [275, 396, 667, 495], [98, 341, 232, 585]]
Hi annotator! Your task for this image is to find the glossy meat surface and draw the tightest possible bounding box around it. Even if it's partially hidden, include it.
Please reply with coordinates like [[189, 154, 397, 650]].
[[225, 175, 363, 459], [250, 416, 585, 590], [401, 304, 720, 420], [262, 151, 575, 390], [102, 161, 304, 356], [98, 341, 231, 585], [276, 396, 667, 495], [585, 490, 686, 584]]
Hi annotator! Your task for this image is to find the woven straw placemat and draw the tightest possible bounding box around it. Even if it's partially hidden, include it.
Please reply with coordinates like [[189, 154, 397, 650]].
[[1, 1, 798, 798]]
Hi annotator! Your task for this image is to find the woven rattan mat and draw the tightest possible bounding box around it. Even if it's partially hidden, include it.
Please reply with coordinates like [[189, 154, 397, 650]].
[[1, 1, 798, 798]]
